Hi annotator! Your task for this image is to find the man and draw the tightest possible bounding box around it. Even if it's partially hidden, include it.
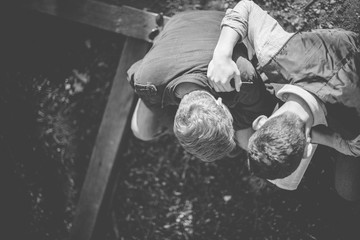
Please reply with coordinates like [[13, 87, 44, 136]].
[[207, 0, 360, 200], [127, 10, 277, 161]]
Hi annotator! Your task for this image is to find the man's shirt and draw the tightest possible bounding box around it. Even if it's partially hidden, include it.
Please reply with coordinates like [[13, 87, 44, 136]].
[[220, 0, 360, 189], [220, 0, 327, 190], [221, 0, 294, 66], [128, 10, 277, 131]]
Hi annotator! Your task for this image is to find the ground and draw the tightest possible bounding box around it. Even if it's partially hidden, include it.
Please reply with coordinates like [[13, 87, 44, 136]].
[[2, 0, 360, 240]]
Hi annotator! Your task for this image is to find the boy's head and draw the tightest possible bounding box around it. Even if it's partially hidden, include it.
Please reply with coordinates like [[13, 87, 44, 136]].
[[174, 90, 236, 162], [247, 112, 307, 180]]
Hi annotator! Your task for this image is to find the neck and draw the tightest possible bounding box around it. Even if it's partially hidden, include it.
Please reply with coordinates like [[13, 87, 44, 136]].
[[276, 93, 314, 128]]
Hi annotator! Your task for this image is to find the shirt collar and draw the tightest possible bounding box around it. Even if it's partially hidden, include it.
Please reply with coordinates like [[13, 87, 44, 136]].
[[267, 84, 327, 190], [276, 84, 327, 126]]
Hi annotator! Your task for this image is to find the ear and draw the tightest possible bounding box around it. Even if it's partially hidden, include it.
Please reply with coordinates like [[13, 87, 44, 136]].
[[305, 127, 312, 142], [252, 115, 268, 131], [303, 142, 313, 159], [302, 139, 314, 159], [302, 127, 313, 158]]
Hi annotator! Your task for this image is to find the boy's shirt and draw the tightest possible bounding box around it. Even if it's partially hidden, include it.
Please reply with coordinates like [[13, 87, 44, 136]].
[[221, 1, 327, 190], [221, 0, 360, 189], [268, 84, 328, 190], [221, 0, 360, 133]]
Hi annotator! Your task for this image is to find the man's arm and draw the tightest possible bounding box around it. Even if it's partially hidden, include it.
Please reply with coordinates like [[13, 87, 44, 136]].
[[207, 0, 256, 92], [311, 125, 360, 157], [207, 27, 242, 92], [208, 0, 292, 92]]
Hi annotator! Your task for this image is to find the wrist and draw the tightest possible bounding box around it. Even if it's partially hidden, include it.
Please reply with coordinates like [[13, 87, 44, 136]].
[[213, 46, 233, 59], [333, 133, 351, 155]]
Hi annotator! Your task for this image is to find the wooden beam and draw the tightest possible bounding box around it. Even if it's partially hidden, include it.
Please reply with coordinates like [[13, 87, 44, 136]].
[[18, 0, 169, 42], [16, 1, 168, 238], [69, 37, 150, 240]]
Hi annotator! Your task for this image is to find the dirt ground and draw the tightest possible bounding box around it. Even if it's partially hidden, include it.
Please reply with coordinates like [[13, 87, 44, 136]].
[[2, 0, 360, 240]]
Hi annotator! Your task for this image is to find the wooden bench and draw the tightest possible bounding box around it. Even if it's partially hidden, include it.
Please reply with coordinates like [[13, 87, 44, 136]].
[[18, 1, 169, 239]]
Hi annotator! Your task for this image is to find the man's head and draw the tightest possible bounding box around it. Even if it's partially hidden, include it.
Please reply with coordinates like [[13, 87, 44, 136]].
[[247, 112, 308, 180], [174, 90, 236, 162]]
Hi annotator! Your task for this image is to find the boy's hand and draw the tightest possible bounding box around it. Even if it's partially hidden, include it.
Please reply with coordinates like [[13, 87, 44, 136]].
[[334, 133, 360, 157], [207, 57, 241, 92]]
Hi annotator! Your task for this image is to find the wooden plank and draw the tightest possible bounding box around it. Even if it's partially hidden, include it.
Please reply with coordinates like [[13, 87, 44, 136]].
[[16, 1, 167, 238], [18, 0, 169, 42], [69, 37, 150, 240]]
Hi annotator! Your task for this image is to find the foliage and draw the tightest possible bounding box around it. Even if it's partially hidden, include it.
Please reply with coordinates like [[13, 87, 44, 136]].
[[2, 1, 360, 240]]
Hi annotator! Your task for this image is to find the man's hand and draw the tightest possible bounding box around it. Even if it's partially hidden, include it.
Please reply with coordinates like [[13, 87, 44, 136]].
[[333, 133, 360, 157], [311, 126, 360, 157], [207, 56, 242, 92]]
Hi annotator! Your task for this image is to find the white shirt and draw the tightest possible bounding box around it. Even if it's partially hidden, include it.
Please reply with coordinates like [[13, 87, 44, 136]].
[[268, 85, 327, 190]]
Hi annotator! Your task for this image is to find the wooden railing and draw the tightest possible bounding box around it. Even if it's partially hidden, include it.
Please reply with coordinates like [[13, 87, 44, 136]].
[[17, 1, 169, 239]]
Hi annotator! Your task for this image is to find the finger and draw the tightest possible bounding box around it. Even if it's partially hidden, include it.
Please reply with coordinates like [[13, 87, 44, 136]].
[[349, 135, 360, 145], [207, 61, 213, 78], [214, 83, 224, 92], [350, 135, 360, 155], [217, 83, 229, 92], [233, 66, 241, 92], [217, 84, 227, 92], [212, 84, 220, 92], [207, 77, 215, 88], [355, 134, 360, 141], [217, 80, 231, 92], [234, 74, 242, 92]]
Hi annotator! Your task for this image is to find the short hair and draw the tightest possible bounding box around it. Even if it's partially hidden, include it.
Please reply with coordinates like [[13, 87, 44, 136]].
[[174, 90, 236, 162], [247, 112, 307, 180]]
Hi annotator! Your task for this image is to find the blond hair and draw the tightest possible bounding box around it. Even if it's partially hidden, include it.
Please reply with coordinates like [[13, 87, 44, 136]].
[[174, 90, 236, 162]]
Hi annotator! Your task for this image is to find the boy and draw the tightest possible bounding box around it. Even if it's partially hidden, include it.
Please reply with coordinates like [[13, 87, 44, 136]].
[[127, 10, 277, 162], [207, 0, 360, 200]]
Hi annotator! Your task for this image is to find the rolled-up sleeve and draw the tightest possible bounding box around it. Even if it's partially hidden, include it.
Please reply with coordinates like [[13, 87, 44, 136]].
[[221, 8, 249, 41], [221, 0, 294, 66]]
